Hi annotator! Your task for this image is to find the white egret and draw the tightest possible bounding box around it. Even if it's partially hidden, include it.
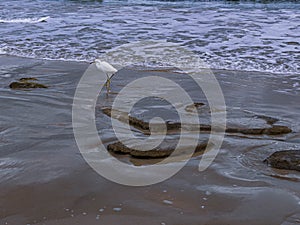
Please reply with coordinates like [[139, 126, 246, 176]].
[[93, 59, 118, 93]]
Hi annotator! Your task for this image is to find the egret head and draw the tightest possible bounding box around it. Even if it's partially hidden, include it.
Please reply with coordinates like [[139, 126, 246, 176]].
[[94, 59, 102, 67]]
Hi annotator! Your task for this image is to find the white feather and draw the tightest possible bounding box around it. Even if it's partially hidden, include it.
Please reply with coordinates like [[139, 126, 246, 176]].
[[95, 59, 117, 78]]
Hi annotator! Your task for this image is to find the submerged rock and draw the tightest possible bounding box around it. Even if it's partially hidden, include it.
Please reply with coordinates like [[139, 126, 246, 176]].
[[264, 150, 300, 172], [18, 77, 38, 82], [185, 102, 205, 113], [254, 114, 279, 125], [9, 78, 48, 89], [262, 125, 292, 135], [102, 107, 182, 132], [239, 125, 291, 135]]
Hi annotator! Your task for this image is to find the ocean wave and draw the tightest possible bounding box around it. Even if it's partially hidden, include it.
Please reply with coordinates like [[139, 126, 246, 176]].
[[0, 0, 299, 75]]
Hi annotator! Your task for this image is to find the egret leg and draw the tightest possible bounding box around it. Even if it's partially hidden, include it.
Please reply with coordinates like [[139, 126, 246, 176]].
[[105, 74, 110, 93], [107, 78, 111, 93]]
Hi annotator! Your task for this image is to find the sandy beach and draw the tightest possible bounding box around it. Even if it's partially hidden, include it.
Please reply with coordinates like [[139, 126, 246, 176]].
[[0, 55, 299, 224]]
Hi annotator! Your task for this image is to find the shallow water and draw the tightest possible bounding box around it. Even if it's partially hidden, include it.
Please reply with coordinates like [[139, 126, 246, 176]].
[[0, 56, 300, 224], [0, 0, 300, 74]]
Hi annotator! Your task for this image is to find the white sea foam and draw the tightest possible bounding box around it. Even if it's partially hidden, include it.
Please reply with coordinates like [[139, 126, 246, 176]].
[[0, 48, 6, 54], [0, 16, 49, 24]]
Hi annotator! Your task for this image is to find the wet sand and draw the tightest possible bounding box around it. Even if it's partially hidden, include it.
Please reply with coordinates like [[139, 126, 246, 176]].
[[0, 55, 300, 224]]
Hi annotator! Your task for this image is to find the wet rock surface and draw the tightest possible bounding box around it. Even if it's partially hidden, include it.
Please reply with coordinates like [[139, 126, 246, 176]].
[[264, 150, 300, 171], [101, 103, 292, 160], [229, 125, 292, 135], [102, 107, 182, 133], [102, 106, 292, 136], [107, 141, 208, 158], [185, 102, 205, 112], [9, 77, 48, 89]]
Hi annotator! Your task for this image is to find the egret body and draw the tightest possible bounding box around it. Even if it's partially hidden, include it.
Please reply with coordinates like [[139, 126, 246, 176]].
[[94, 59, 118, 93]]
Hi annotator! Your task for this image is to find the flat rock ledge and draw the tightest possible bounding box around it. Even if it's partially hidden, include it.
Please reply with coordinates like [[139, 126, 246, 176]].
[[264, 150, 300, 172], [226, 126, 292, 135], [102, 107, 292, 135], [107, 141, 208, 158]]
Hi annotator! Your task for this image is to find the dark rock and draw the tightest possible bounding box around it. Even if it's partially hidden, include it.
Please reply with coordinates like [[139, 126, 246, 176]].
[[102, 107, 181, 132], [240, 128, 264, 135], [19, 77, 38, 82], [9, 82, 48, 89], [264, 150, 300, 172], [234, 125, 291, 135], [102, 107, 292, 136], [9, 78, 48, 89], [284, 41, 299, 46], [185, 102, 205, 112], [107, 141, 208, 159], [262, 125, 292, 135], [225, 127, 241, 133]]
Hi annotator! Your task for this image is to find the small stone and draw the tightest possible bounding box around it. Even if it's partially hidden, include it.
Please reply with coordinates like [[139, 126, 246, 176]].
[[163, 200, 173, 205], [113, 207, 122, 212]]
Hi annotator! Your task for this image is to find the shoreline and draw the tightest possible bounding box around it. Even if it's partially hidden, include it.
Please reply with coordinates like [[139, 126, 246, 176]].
[[1, 54, 300, 77]]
